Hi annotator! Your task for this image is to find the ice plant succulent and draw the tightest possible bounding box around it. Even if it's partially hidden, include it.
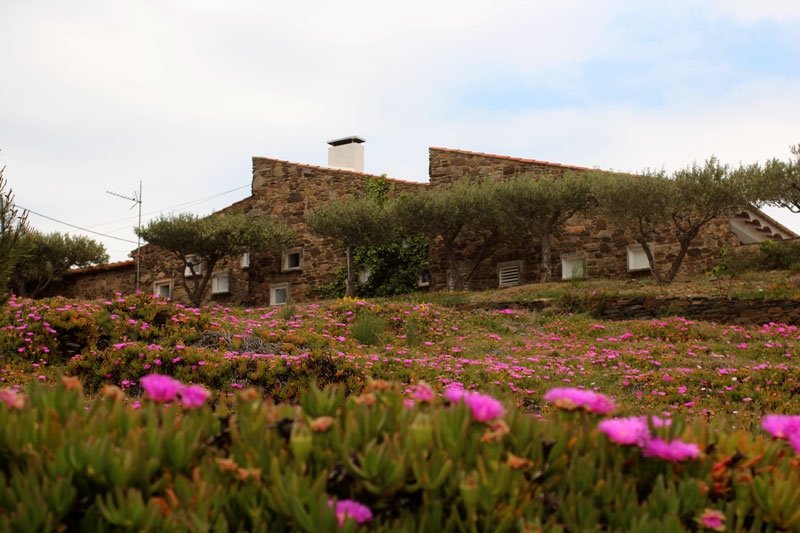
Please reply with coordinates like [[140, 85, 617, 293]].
[[544, 387, 615, 415], [180, 384, 210, 408], [696, 508, 726, 531], [597, 416, 650, 446], [140, 374, 183, 403], [642, 437, 700, 462], [329, 499, 373, 527], [445, 386, 505, 422], [762, 414, 800, 439]]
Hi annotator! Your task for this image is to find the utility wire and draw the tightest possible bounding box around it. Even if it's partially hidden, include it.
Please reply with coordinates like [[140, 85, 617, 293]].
[[17, 206, 140, 244], [17, 183, 251, 246], [87, 183, 251, 229]]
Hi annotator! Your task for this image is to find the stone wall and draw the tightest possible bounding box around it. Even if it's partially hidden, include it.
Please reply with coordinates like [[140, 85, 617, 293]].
[[427, 148, 741, 292], [116, 159, 425, 307], [44, 260, 137, 300], [593, 295, 800, 325]]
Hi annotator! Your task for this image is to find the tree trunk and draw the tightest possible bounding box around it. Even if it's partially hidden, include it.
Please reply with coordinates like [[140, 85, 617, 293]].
[[345, 245, 356, 297], [540, 235, 553, 283]]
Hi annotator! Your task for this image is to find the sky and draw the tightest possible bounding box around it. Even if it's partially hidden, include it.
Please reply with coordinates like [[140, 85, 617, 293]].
[[2, 1, 800, 262]]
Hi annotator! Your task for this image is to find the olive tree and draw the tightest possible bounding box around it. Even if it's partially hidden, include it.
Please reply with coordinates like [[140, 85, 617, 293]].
[[496, 171, 594, 282], [0, 162, 28, 302], [10, 231, 108, 298], [137, 212, 293, 307], [758, 145, 800, 213], [305, 196, 390, 298], [389, 179, 505, 291], [593, 157, 755, 284]]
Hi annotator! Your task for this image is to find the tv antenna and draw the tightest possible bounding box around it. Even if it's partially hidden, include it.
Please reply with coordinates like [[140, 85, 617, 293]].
[[106, 181, 142, 292]]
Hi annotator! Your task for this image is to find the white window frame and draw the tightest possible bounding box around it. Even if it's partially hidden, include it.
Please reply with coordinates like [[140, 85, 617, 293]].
[[281, 247, 304, 272], [561, 252, 587, 280], [153, 280, 174, 299], [211, 271, 231, 295], [240, 252, 250, 269], [358, 265, 373, 284], [497, 260, 523, 288], [184, 255, 204, 277], [270, 283, 290, 306], [627, 243, 654, 272]]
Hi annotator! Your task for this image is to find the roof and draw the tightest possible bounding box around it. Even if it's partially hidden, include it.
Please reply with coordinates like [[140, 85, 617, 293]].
[[251, 155, 427, 186], [63, 259, 136, 276], [429, 147, 597, 173]]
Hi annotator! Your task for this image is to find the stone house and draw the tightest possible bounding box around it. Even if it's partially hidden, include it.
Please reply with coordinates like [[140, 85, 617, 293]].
[[48, 138, 796, 304]]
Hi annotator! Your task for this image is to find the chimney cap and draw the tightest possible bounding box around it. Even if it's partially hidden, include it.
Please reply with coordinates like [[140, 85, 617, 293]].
[[327, 135, 366, 147]]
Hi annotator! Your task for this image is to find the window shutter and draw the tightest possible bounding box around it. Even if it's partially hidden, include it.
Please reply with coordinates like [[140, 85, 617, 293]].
[[498, 264, 521, 287]]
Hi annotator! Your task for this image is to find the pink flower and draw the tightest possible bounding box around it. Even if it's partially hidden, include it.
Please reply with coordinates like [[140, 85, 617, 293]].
[[413, 383, 435, 403], [762, 414, 800, 439], [597, 417, 650, 446], [543, 387, 615, 415], [444, 386, 468, 403], [328, 499, 373, 527], [180, 385, 210, 408], [464, 392, 506, 422], [140, 374, 183, 402], [0, 388, 25, 410], [642, 437, 700, 462], [697, 508, 725, 531]]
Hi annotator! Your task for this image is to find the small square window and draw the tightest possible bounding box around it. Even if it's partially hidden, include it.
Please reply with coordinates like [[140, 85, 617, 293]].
[[561, 253, 587, 280], [270, 283, 290, 306], [497, 260, 523, 288], [241, 252, 250, 269], [627, 244, 654, 272], [153, 280, 173, 299], [358, 266, 372, 284], [281, 247, 303, 272], [417, 270, 430, 287], [184, 255, 204, 277], [211, 271, 231, 295]]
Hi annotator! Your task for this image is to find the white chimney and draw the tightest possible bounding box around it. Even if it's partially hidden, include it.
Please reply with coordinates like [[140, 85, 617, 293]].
[[327, 136, 365, 172]]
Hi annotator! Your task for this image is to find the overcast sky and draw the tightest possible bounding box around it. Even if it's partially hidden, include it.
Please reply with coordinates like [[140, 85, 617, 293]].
[[3, 1, 800, 262]]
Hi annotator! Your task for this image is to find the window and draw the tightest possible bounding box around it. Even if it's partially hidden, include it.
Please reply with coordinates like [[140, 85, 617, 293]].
[[497, 260, 523, 288], [184, 255, 204, 277], [358, 266, 372, 284], [627, 243, 654, 272], [211, 271, 231, 295], [281, 247, 303, 272], [561, 252, 587, 280], [153, 280, 173, 299], [270, 283, 290, 306], [417, 270, 430, 288], [240, 252, 250, 269]]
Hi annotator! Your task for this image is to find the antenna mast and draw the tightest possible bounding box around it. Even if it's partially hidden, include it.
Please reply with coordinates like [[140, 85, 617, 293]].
[[106, 181, 142, 292]]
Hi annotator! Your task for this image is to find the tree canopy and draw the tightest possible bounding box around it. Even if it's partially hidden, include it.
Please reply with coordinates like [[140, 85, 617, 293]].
[[11, 231, 108, 298], [390, 179, 505, 291], [137, 212, 293, 307], [0, 162, 28, 303], [305, 195, 391, 297], [496, 171, 594, 282], [592, 157, 758, 284]]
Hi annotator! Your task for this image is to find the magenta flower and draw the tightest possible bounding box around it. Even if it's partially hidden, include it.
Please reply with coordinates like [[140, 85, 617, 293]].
[[543, 387, 615, 415], [697, 508, 725, 531], [597, 417, 650, 446], [444, 386, 468, 403], [328, 499, 373, 527], [642, 437, 700, 462], [464, 392, 506, 422], [0, 388, 25, 410], [412, 382, 435, 403], [180, 385, 210, 408], [762, 414, 800, 439], [140, 374, 183, 402]]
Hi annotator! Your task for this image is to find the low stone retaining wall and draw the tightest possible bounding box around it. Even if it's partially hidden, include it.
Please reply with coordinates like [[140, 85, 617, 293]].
[[492, 296, 800, 326]]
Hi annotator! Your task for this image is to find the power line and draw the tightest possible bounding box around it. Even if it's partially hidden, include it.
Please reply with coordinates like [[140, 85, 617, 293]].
[[17, 205, 140, 244], [87, 183, 251, 229]]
